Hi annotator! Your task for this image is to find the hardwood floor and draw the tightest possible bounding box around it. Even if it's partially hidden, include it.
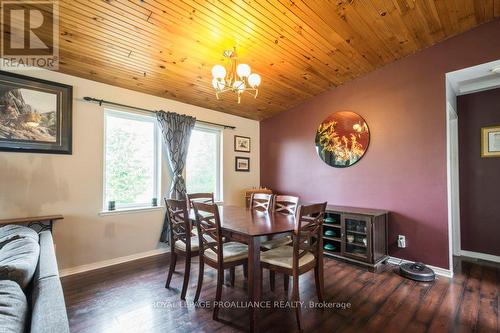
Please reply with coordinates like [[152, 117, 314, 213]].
[[62, 255, 499, 333]]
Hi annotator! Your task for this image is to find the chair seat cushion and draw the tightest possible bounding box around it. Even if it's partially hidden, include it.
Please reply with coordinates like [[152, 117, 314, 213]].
[[205, 242, 248, 263], [0, 280, 28, 333], [260, 236, 292, 250], [261, 245, 315, 269], [174, 236, 199, 251], [0, 237, 40, 289]]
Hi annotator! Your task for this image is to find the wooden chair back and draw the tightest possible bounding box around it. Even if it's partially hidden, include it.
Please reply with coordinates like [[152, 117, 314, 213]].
[[192, 202, 223, 263], [273, 195, 299, 215], [187, 193, 215, 209], [293, 202, 327, 264], [164, 198, 192, 251], [250, 193, 273, 211]]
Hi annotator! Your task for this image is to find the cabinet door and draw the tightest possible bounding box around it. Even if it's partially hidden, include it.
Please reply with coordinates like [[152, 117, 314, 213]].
[[341, 214, 372, 263]]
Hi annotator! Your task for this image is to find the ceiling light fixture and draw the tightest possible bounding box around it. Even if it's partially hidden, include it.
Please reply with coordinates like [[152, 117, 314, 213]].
[[211, 47, 261, 104]]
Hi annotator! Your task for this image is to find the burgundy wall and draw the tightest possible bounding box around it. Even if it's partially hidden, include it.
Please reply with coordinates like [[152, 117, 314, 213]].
[[260, 19, 500, 269], [458, 88, 500, 257]]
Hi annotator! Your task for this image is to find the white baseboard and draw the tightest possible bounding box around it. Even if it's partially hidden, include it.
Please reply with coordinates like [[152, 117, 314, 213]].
[[459, 250, 500, 263], [59, 248, 169, 278], [387, 256, 453, 278]]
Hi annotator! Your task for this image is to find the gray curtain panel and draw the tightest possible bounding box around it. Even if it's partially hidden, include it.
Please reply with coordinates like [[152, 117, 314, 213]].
[[156, 111, 196, 242]]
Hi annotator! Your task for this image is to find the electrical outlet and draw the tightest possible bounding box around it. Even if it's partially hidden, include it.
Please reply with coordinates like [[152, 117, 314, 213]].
[[398, 235, 406, 248]]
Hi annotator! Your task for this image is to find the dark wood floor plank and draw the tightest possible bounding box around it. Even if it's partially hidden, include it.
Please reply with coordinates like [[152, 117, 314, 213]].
[[62, 255, 500, 333]]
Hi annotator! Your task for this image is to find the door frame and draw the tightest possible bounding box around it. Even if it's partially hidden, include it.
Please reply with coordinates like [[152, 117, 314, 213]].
[[446, 102, 461, 265]]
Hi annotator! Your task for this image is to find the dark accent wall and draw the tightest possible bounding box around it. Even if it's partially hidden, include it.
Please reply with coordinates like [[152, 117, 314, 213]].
[[458, 88, 500, 257], [260, 19, 500, 269]]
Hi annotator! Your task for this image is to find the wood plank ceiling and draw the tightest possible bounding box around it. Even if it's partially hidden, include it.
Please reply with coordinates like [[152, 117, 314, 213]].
[[32, 1, 500, 120]]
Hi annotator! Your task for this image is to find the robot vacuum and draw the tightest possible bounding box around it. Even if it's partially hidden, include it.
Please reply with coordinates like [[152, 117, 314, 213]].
[[399, 262, 435, 282]]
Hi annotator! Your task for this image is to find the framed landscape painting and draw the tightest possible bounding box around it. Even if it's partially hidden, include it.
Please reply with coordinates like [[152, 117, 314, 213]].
[[0, 71, 72, 154]]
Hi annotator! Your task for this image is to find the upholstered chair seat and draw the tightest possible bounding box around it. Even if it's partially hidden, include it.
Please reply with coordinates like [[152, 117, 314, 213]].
[[260, 236, 292, 250], [204, 242, 248, 263], [261, 245, 315, 269], [174, 236, 200, 251]]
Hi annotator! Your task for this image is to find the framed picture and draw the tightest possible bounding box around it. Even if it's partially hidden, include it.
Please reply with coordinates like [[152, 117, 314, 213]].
[[0, 71, 72, 154], [235, 156, 250, 172], [315, 111, 370, 168], [234, 135, 251, 153], [481, 125, 500, 158]]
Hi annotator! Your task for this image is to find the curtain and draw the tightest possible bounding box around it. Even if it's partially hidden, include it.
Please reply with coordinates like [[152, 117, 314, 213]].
[[156, 111, 196, 242]]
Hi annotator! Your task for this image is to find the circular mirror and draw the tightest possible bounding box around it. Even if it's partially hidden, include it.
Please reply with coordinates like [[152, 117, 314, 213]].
[[315, 111, 370, 168]]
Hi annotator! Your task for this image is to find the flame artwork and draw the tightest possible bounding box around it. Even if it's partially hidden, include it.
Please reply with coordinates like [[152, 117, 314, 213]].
[[315, 111, 370, 168]]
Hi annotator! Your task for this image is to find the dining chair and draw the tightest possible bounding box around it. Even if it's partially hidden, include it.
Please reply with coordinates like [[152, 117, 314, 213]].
[[192, 202, 249, 320], [164, 198, 199, 300], [260, 195, 300, 251], [260, 202, 327, 332], [260, 195, 300, 290], [186, 192, 215, 209], [273, 195, 300, 215], [249, 193, 273, 211], [186, 193, 215, 236]]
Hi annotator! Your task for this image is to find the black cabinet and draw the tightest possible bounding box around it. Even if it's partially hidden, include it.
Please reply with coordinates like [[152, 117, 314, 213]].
[[322, 205, 388, 271]]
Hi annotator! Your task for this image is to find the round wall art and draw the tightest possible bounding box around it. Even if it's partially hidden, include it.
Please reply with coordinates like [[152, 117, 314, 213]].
[[315, 111, 370, 168]]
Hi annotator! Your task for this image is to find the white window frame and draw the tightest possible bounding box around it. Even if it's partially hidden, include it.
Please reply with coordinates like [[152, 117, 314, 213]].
[[102, 109, 162, 212], [186, 124, 223, 202]]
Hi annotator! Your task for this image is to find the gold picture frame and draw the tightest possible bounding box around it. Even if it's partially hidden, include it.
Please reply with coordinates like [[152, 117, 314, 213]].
[[481, 125, 500, 158]]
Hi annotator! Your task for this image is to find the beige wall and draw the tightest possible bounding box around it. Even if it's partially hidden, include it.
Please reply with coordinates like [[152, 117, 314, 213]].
[[0, 69, 260, 271]]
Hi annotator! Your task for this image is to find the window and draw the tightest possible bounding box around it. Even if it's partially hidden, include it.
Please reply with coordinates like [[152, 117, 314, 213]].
[[186, 126, 222, 201], [104, 110, 160, 210]]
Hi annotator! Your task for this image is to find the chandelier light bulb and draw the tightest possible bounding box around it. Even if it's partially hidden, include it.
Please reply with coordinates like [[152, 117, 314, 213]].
[[236, 63, 251, 78], [211, 65, 226, 79], [233, 80, 245, 92], [248, 73, 261, 88], [212, 78, 224, 91]]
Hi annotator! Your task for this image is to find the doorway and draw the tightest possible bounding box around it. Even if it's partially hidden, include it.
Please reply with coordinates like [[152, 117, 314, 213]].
[[446, 60, 500, 267]]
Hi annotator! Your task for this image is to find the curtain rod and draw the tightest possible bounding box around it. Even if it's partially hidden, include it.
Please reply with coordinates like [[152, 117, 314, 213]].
[[82, 97, 236, 130]]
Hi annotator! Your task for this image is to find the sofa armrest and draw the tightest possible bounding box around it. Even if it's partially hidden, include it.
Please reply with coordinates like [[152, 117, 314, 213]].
[[31, 277, 69, 333], [34, 231, 59, 282]]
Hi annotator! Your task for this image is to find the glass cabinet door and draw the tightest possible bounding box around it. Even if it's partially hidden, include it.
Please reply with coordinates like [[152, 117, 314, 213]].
[[342, 214, 371, 262]]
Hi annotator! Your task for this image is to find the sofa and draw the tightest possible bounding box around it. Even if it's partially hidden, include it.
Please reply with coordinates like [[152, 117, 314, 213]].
[[0, 224, 69, 333]]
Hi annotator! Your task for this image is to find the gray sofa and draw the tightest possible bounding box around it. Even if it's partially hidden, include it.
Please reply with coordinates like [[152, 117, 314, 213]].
[[0, 225, 69, 333]]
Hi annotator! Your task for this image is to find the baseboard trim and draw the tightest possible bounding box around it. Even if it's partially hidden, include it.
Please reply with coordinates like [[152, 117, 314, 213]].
[[459, 250, 500, 263], [59, 248, 169, 278], [387, 256, 453, 278]]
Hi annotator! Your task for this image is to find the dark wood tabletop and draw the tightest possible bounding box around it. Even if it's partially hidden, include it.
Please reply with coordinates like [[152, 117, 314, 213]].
[[190, 205, 296, 236]]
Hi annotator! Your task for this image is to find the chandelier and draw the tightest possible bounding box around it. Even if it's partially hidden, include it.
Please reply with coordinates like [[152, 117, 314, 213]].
[[211, 47, 261, 104]]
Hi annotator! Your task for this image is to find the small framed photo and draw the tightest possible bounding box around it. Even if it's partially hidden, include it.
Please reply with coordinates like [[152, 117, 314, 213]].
[[234, 135, 251, 153], [235, 156, 250, 172], [481, 125, 500, 158], [0, 71, 73, 154]]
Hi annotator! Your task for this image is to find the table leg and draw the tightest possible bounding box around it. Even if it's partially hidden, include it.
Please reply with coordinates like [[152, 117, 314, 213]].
[[248, 236, 261, 333]]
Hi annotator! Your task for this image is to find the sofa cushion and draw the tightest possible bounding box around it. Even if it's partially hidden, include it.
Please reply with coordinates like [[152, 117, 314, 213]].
[[0, 280, 28, 333], [34, 231, 59, 283], [0, 237, 40, 289], [31, 276, 70, 333], [0, 225, 39, 246]]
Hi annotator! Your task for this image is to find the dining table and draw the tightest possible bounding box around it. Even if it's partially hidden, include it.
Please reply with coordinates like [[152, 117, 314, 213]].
[[189, 204, 307, 333]]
